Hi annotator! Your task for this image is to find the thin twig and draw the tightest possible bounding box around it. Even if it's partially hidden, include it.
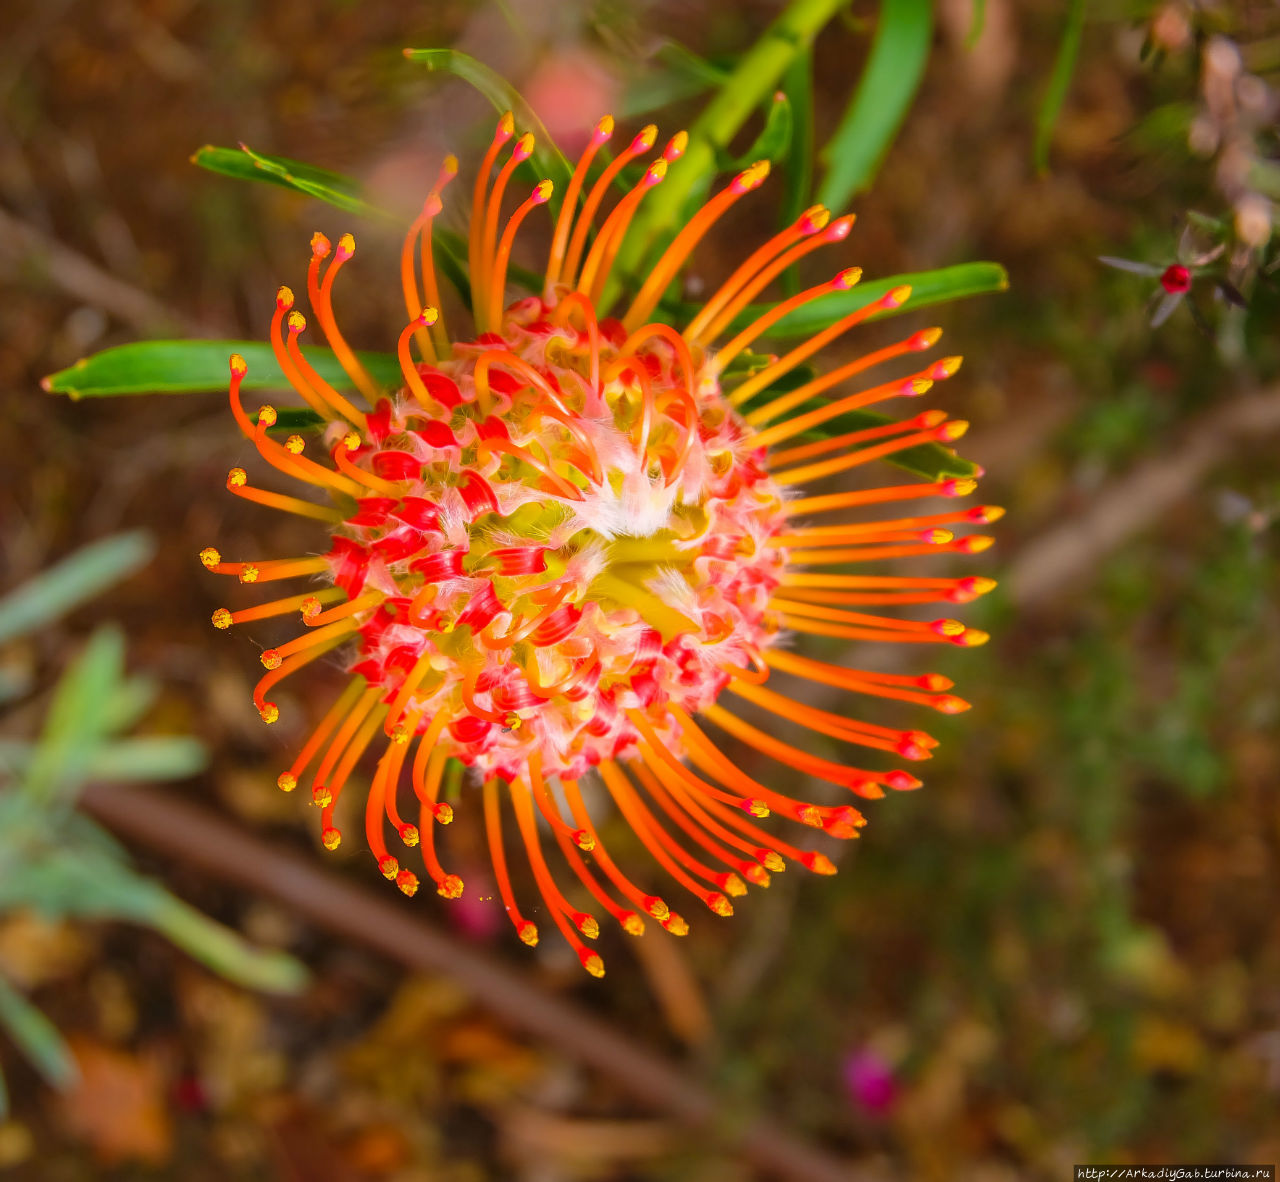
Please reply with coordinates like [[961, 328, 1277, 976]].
[[0, 205, 209, 336], [81, 782, 870, 1182], [1007, 383, 1280, 608]]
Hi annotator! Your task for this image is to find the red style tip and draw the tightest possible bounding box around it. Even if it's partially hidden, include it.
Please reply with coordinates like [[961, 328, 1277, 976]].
[[496, 111, 515, 140], [437, 874, 464, 899], [579, 949, 606, 978], [801, 852, 838, 876], [424, 193, 443, 217], [531, 179, 554, 204], [592, 115, 615, 144], [942, 478, 978, 497], [631, 125, 658, 153], [336, 233, 355, 260], [908, 327, 943, 351], [732, 160, 770, 193], [310, 232, 331, 259], [286, 310, 307, 334], [663, 130, 688, 162], [321, 826, 341, 850], [798, 205, 830, 234], [377, 855, 399, 880], [831, 267, 862, 290], [880, 285, 912, 309], [886, 771, 922, 791], [825, 215, 856, 241], [512, 132, 535, 163], [396, 870, 420, 897], [644, 159, 668, 186], [229, 353, 247, 377], [275, 286, 294, 310]]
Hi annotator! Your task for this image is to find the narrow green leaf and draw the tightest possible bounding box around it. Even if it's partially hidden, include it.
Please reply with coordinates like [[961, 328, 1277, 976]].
[[137, 890, 308, 995], [780, 50, 816, 229], [192, 145, 393, 221], [24, 627, 127, 806], [257, 407, 325, 434], [617, 0, 847, 280], [0, 533, 153, 648], [965, 0, 987, 48], [403, 48, 573, 198], [43, 340, 402, 399], [0, 977, 77, 1091], [682, 262, 1008, 338], [716, 91, 793, 173], [1034, 0, 1086, 174], [816, 0, 933, 209], [754, 399, 974, 480], [621, 41, 729, 117], [87, 737, 207, 783]]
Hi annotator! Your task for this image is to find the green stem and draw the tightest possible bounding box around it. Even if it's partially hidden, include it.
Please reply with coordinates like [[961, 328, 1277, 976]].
[[615, 0, 847, 283]]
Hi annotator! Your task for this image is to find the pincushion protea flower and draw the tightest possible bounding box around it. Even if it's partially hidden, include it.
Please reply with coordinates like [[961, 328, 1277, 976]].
[[203, 113, 997, 977]]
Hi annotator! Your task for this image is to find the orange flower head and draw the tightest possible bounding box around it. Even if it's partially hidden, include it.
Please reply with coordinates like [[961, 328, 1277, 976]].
[[204, 112, 997, 974]]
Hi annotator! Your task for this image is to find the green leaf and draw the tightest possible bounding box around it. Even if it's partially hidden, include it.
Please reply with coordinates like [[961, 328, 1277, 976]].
[[816, 0, 933, 209], [24, 627, 128, 806], [125, 884, 308, 995], [779, 49, 816, 229], [735, 383, 975, 480], [86, 737, 208, 783], [1034, 0, 1086, 174], [685, 262, 1009, 338], [716, 91, 793, 173], [192, 144, 393, 221], [257, 407, 325, 434], [194, 147, 483, 307], [403, 48, 573, 199], [0, 976, 77, 1091], [0, 533, 153, 648], [617, 0, 847, 280], [43, 340, 403, 399], [621, 41, 729, 117], [966, 0, 987, 48]]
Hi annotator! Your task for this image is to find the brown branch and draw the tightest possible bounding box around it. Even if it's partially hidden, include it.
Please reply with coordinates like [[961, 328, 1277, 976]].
[[0, 205, 208, 336], [1006, 383, 1280, 609], [81, 782, 868, 1182]]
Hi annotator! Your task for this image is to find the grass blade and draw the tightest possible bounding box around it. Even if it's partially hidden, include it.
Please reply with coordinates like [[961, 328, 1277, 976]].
[[0, 977, 77, 1091], [402, 48, 572, 199], [1034, 0, 1086, 174], [192, 145, 394, 221], [679, 261, 1008, 338], [0, 534, 153, 648], [816, 0, 934, 209], [43, 340, 402, 399]]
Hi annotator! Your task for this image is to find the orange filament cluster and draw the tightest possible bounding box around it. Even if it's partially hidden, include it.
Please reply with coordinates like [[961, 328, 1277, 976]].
[[202, 111, 997, 977]]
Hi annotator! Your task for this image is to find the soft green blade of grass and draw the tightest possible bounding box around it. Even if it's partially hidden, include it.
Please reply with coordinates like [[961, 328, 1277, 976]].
[[621, 41, 729, 117], [615, 0, 847, 281], [816, 0, 934, 209], [718, 91, 793, 172], [192, 145, 394, 221], [0, 534, 153, 648], [0, 978, 77, 1094], [1034, 0, 1086, 174], [678, 261, 1008, 338], [43, 340, 402, 398], [402, 48, 573, 201]]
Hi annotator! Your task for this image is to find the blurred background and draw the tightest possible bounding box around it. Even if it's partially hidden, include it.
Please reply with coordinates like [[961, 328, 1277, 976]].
[[1, 0, 1279, 1179]]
